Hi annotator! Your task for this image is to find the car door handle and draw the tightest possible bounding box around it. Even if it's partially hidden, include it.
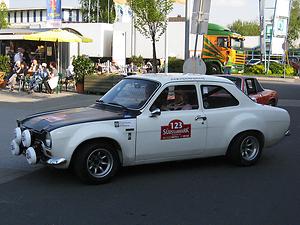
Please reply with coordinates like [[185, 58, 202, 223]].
[[195, 116, 207, 121]]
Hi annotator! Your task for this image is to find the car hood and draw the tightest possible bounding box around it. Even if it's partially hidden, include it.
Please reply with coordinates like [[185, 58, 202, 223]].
[[20, 106, 128, 132]]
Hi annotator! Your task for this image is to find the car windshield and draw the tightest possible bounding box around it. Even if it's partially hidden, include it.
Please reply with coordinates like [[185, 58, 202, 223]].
[[99, 78, 159, 110], [231, 38, 243, 50], [220, 76, 242, 89]]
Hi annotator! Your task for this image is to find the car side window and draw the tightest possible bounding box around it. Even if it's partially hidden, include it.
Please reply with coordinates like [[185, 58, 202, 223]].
[[150, 85, 199, 111], [245, 79, 257, 95], [201, 85, 239, 109], [254, 79, 264, 92]]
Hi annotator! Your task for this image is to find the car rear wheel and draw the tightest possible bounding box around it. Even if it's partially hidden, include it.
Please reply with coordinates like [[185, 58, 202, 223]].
[[227, 132, 263, 166], [73, 142, 120, 184]]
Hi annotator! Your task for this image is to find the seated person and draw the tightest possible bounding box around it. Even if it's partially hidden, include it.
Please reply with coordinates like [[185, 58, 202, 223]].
[[151, 87, 194, 111], [171, 89, 192, 110], [7, 61, 22, 91]]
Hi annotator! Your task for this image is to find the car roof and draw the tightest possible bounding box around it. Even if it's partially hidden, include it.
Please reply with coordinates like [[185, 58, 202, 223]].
[[126, 73, 235, 86], [220, 75, 258, 80]]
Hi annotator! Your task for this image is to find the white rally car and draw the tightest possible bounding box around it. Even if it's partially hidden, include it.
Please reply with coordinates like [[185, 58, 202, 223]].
[[10, 74, 290, 184]]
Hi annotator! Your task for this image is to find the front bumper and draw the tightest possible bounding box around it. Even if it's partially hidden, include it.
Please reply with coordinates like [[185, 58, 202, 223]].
[[46, 158, 67, 165], [11, 127, 67, 166]]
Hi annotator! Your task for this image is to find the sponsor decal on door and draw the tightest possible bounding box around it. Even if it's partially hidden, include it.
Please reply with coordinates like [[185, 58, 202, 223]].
[[161, 119, 191, 140]]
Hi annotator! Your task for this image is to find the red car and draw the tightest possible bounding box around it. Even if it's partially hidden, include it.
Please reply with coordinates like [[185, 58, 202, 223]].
[[220, 75, 278, 106]]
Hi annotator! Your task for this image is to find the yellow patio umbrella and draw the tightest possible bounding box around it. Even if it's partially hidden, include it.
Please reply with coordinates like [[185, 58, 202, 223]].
[[23, 29, 93, 71], [24, 29, 93, 43]]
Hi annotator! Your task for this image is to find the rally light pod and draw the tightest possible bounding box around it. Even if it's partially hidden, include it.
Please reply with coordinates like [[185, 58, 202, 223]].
[[14, 128, 22, 144], [21, 129, 31, 148], [25, 147, 37, 165], [10, 139, 21, 156]]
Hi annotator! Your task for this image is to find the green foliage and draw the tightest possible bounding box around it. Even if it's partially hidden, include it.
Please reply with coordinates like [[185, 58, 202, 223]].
[[130, 55, 144, 67], [72, 55, 95, 83], [80, 0, 115, 23], [288, 0, 300, 47], [128, 0, 174, 73], [0, 55, 11, 74], [0, 2, 8, 29], [244, 65, 252, 74], [228, 20, 260, 36], [129, 0, 174, 41], [246, 63, 296, 76], [269, 62, 283, 74], [168, 57, 184, 73], [250, 64, 265, 74]]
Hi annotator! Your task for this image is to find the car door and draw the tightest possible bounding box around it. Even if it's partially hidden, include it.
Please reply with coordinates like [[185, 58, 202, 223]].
[[135, 83, 207, 162], [245, 78, 264, 103], [200, 83, 240, 156]]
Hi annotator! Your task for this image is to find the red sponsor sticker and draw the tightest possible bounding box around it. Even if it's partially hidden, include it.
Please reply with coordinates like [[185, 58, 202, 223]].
[[161, 119, 191, 140]]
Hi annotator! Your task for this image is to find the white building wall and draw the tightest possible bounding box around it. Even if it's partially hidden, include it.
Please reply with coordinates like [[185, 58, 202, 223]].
[[114, 21, 199, 60], [62, 23, 113, 59]]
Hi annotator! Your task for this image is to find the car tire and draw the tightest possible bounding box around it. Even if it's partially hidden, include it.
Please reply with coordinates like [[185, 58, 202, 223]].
[[73, 142, 120, 184], [227, 132, 263, 166]]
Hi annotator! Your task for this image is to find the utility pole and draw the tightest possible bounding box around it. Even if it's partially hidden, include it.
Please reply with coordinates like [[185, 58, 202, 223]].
[[97, 0, 99, 22], [184, 0, 190, 60], [88, 0, 91, 22], [108, 0, 110, 23]]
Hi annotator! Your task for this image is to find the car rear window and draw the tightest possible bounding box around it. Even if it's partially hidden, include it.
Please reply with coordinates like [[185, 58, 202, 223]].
[[220, 76, 242, 89]]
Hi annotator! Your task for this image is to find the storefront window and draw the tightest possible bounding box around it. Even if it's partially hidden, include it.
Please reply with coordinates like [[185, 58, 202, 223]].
[[33, 10, 36, 22]]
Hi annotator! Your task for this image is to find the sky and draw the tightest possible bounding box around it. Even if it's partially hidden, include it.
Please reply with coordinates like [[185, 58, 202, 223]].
[[171, 0, 260, 27]]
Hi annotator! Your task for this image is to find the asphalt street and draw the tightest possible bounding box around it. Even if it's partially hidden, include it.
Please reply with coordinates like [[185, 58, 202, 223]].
[[0, 81, 299, 225]]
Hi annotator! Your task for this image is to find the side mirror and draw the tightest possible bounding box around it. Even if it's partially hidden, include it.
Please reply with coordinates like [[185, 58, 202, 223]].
[[150, 108, 161, 117]]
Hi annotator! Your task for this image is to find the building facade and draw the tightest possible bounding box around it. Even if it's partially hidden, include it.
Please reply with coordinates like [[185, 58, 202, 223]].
[[4, 0, 82, 28]]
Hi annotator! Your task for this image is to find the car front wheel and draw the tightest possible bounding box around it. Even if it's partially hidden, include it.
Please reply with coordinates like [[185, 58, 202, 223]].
[[227, 132, 263, 166], [73, 142, 120, 184]]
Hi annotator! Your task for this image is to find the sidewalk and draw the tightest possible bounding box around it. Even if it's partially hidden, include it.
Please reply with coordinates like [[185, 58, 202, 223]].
[[0, 88, 78, 103], [254, 76, 300, 83]]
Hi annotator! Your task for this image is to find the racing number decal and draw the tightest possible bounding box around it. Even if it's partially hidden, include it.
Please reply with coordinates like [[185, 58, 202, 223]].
[[161, 119, 191, 140]]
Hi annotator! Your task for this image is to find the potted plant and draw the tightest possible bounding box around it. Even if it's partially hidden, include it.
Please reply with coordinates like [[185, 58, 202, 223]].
[[72, 55, 95, 93], [0, 55, 11, 88]]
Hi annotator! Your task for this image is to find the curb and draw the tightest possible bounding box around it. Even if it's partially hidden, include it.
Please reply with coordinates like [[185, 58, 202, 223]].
[[255, 76, 300, 83]]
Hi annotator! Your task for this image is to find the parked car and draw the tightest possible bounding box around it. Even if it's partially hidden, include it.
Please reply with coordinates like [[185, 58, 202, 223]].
[[220, 75, 279, 106], [10, 74, 290, 184], [246, 59, 281, 66]]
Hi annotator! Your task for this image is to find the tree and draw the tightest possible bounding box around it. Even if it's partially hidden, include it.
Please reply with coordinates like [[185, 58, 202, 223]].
[[0, 2, 8, 29], [288, 0, 300, 47], [228, 20, 260, 36], [128, 0, 174, 73], [80, 0, 116, 23]]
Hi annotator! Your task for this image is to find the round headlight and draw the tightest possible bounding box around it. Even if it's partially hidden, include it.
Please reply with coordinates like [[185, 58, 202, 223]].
[[25, 147, 37, 165], [45, 132, 52, 148], [14, 128, 22, 144], [10, 139, 21, 156], [21, 129, 31, 147]]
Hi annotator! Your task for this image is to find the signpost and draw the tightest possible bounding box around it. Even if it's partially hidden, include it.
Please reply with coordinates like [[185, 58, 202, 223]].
[[183, 0, 211, 74]]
